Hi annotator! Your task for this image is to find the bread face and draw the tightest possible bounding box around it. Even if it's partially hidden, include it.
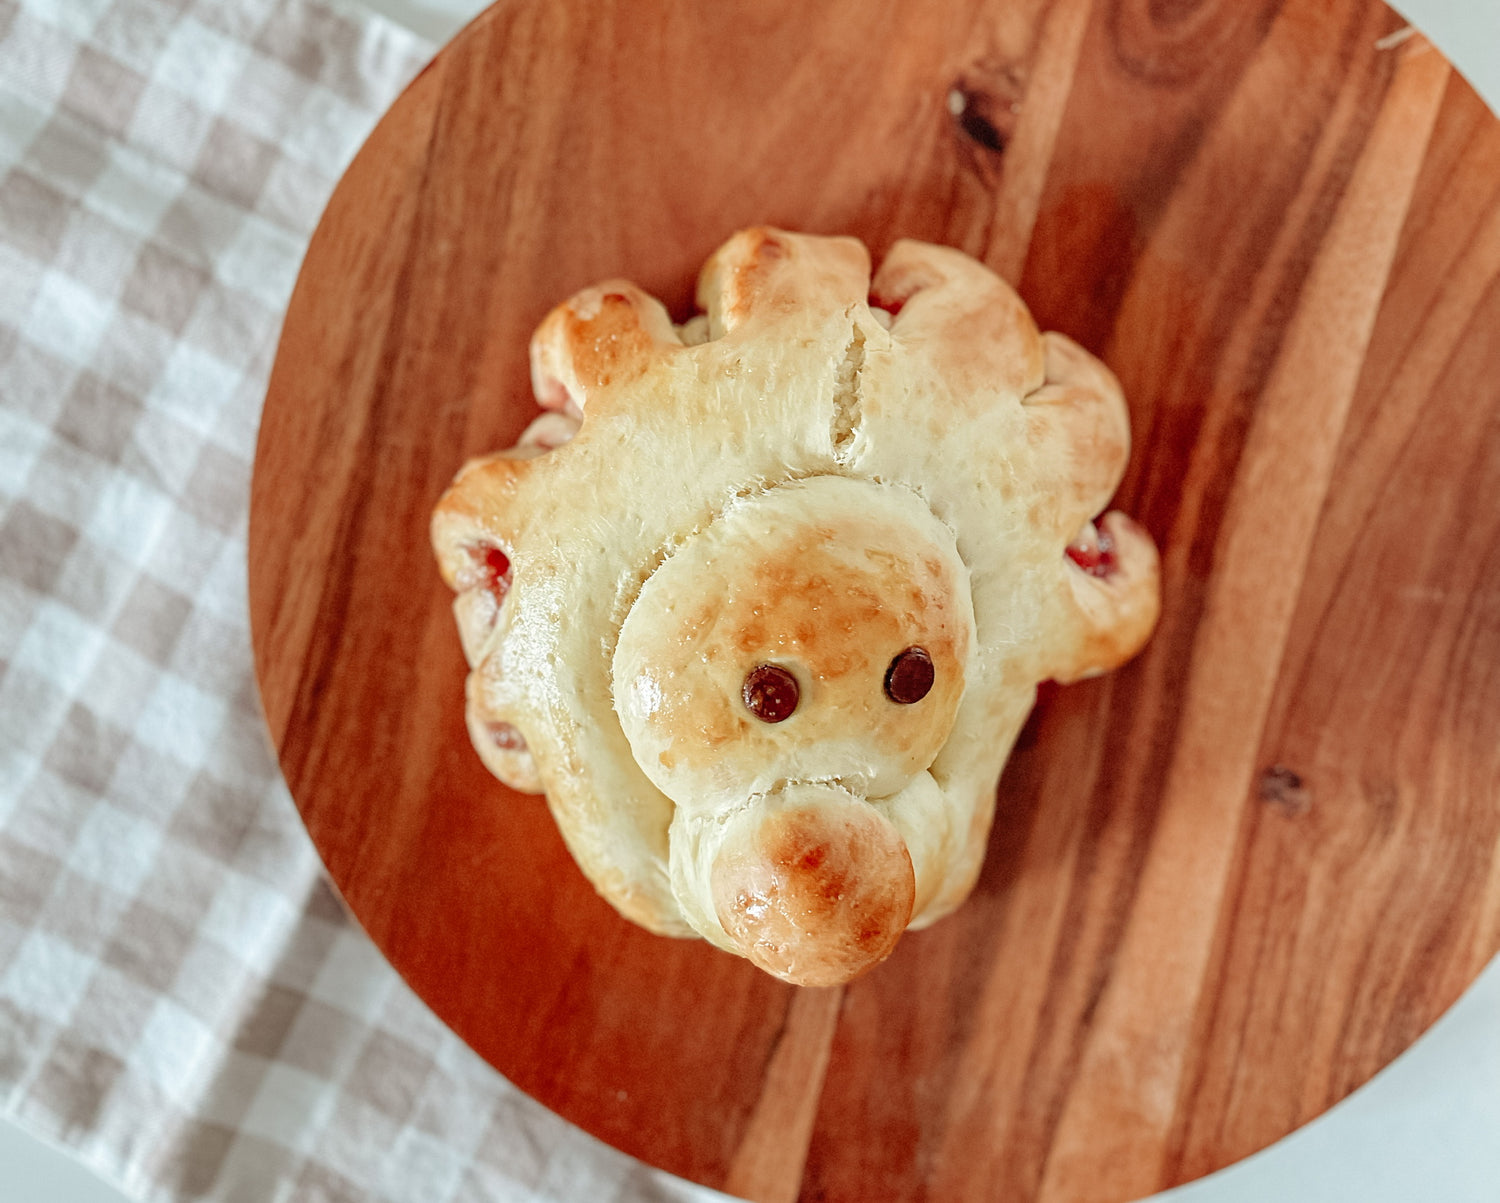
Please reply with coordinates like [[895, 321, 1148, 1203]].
[[431, 228, 1160, 984], [613, 477, 971, 810]]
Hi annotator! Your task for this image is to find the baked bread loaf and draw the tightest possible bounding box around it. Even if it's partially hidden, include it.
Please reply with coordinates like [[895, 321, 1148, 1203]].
[[431, 228, 1159, 986]]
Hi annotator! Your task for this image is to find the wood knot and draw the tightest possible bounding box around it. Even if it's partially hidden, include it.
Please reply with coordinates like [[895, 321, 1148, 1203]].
[[1258, 765, 1311, 816], [947, 61, 1025, 158]]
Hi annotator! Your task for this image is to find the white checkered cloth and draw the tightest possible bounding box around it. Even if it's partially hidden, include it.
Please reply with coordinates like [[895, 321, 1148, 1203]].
[[0, 0, 732, 1198]]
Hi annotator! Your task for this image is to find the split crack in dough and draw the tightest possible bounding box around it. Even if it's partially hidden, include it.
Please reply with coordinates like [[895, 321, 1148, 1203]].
[[431, 228, 1160, 986]]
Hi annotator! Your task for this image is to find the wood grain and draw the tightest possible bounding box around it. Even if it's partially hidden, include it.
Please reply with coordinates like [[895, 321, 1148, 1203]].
[[1038, 34, 1449, 1203], [247, 1, 1500, 1200], [722, 987, 844, 1203]]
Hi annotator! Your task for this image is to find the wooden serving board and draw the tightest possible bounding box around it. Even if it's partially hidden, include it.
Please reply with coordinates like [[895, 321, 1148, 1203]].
[[248, 2, 1500, 1200]]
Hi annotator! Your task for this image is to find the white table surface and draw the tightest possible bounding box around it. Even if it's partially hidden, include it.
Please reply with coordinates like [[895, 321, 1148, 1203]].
[[4, 0, 1496, 1199]]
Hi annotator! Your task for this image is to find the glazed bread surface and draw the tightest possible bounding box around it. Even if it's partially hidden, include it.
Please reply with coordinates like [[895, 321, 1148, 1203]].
[[431, 228, 1160, 983]]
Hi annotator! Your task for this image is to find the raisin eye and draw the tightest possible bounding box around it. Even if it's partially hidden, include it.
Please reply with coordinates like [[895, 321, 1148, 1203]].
[[743, 664, 800, 723], [885, 647, 934, 704]]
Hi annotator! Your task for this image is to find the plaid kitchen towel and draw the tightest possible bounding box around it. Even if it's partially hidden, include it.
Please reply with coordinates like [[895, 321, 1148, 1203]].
[[0, 0, 729, 1199]]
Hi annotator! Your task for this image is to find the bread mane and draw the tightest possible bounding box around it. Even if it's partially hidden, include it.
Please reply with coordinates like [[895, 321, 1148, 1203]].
[[431, 228, 1160, 982]]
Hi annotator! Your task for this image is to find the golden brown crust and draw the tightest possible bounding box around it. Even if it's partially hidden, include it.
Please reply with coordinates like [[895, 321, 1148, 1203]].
[[695, 227, 870, 338], [430, 453, 530, 593], [612, 477, 971, 810], [429, 228, 1161, 980], [711, 793, 915, 987], [529, 280, 681, 418]]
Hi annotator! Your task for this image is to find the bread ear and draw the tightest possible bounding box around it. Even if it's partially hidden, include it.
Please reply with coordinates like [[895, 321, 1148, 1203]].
[[1047, 511, 1161, 684], [695, 226, 870, 339], [1020, 331, 1133, 542], [529, 280, 682, 416], [464, 664, 543, 794], [870, 239, 1045, 401]]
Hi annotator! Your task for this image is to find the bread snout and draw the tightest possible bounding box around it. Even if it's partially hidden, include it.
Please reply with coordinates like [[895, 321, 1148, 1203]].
[[709, 784, 915, 986]]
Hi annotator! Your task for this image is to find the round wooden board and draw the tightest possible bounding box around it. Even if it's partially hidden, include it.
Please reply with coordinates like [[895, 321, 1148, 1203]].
[[248, 2, 1500, 1200]]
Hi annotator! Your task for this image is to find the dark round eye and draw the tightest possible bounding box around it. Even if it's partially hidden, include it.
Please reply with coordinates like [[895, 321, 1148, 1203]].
[[884, 647, 934, 704], [743, 664, 800, 723]]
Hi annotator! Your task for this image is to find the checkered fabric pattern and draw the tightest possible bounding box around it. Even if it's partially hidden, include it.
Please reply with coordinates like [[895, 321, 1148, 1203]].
[[0, 0, 730, 1199]]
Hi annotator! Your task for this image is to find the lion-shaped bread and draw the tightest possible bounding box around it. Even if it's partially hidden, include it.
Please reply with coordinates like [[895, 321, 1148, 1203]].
[[431, 228, 1159, 987]]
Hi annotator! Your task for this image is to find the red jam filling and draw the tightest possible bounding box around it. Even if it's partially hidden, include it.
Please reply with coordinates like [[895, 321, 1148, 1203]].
[[1066, 524, 1117, 578], [469, 544, 512, 603], [486, 721, 527, 751]]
